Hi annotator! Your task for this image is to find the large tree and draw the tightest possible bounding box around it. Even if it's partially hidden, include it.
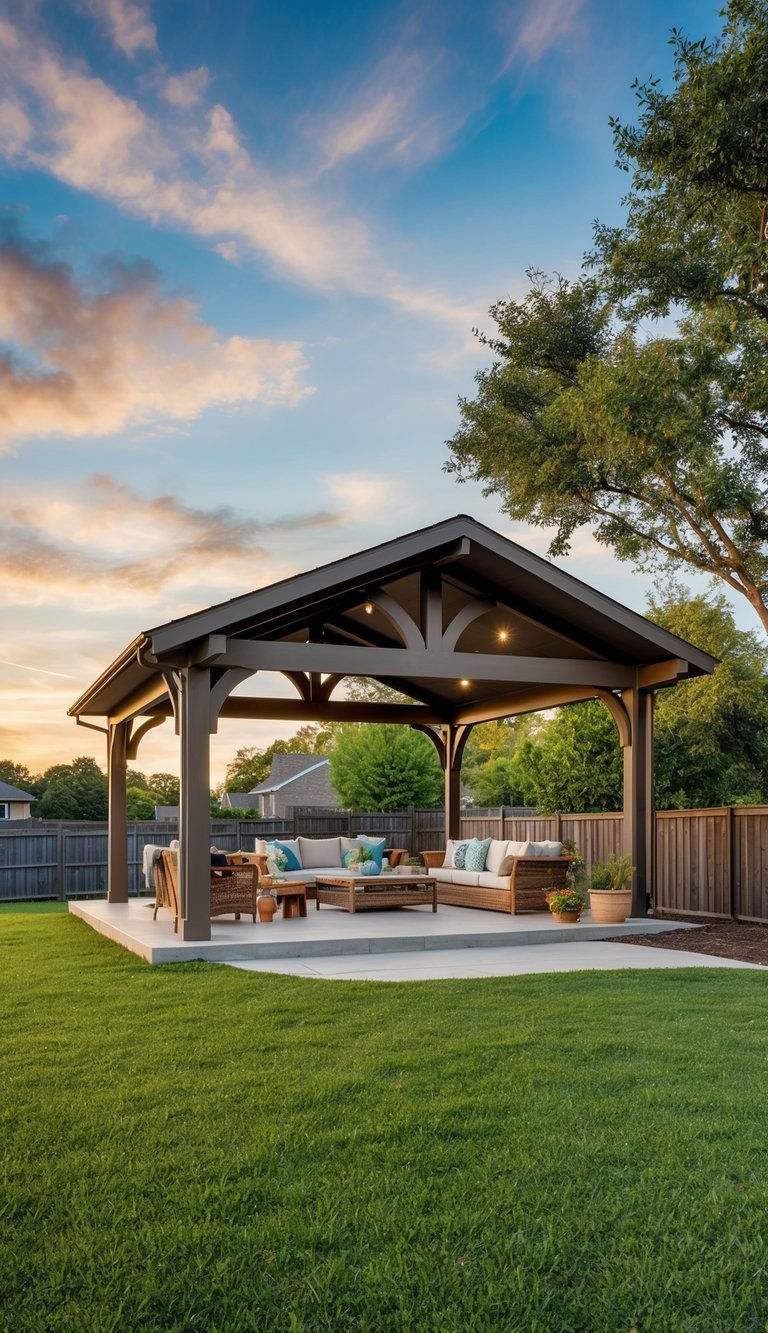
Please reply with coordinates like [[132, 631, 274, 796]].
[[509, 588, 768, 812], [36, 757, 108, 820], [329, 725, 442, 811], [447, 1, 768, 634], [0, 760, 37, 792]]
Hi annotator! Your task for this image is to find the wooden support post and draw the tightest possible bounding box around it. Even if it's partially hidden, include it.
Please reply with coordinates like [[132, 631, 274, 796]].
[[107, 721, 129, 903], [178, 665, 212, 941], [442, 724, 471, 844], [622, 687, 655, 917]]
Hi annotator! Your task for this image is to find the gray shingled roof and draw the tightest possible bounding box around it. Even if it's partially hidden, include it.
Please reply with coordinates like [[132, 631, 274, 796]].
[[0, 781, 36, 802], [248, 756, 330, 795]]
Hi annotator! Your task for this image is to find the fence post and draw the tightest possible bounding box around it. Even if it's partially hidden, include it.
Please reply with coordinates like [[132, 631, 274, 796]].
[[56, 826, 65, 901], [555, 812, 562, 842], [727, 805, 736, 920]]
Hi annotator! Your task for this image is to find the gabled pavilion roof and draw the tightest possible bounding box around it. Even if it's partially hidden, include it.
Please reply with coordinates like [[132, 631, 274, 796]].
[[69, 514, 716, 728]]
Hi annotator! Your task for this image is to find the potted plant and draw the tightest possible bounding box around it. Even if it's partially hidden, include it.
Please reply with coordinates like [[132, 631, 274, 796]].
[[355, 846, 379, 877], [547, 887, 586, 923], [588, 854, 634, 924], [406, 854, 423, 874]]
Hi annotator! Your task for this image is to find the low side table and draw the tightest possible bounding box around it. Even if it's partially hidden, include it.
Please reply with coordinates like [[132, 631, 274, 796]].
[[261, 878, 308, 919]]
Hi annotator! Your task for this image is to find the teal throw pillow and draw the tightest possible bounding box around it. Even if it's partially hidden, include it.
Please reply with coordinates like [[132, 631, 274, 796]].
[[464, 838, 492, 872], [268, 839, 301, 871], [342, 848, 360, 868], [451, 841, 470, 869], [358, 836, 386, 871]]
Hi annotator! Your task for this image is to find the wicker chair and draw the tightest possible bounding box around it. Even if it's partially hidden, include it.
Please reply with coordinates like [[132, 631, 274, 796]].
[[153, 849, 260, 932]]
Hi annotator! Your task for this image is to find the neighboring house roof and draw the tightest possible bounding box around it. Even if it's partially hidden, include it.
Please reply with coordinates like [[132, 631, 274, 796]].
[[154, 805, 180, 820], [0, 781, 36, 802], [221, 792, 260, 808], [248, 755, 330, 795]]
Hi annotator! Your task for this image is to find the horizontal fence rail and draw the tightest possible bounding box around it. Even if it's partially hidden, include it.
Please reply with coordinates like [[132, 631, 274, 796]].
[[2, 805, 768, 922]]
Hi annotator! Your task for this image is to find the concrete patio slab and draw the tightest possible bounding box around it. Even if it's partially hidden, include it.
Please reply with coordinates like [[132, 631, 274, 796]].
[[69, 895, 700, 967], [225, 941, 762, 981]]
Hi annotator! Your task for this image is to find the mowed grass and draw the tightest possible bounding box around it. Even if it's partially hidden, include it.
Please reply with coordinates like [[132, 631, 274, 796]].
[[2, 912, 768, 1332]]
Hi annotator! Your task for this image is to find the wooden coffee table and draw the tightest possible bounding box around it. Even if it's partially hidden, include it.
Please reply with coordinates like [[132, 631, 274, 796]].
[[314, 875, 437, 913]]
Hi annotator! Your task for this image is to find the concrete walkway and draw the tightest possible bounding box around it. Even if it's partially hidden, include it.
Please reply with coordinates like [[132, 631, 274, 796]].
[[225, 939, 762, 981]]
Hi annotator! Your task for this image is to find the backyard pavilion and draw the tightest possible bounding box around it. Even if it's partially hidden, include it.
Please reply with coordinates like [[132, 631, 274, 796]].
[[69, 515, 716, 941]]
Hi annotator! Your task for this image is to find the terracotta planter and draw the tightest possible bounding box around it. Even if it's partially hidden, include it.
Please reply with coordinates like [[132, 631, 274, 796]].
[[589, 889, 632, 925], [551, 910, 582, 924], [257, 891, 277, 923]]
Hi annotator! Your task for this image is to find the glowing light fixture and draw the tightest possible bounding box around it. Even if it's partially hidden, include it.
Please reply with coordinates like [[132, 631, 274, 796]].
[[364, 601, 374, 614], [459, 678, 471, 688], [497, 629, 510, 643]]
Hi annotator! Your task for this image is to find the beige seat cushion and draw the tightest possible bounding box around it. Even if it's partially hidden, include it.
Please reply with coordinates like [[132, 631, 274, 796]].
[[477, 872, 512, 890]]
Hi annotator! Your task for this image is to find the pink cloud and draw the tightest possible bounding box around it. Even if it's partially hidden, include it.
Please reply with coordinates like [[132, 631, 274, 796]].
[[0, 230, 312, 451]]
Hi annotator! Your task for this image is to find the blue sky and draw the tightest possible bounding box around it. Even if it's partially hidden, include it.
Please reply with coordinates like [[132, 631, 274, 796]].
[[0, 0, 725, 780]]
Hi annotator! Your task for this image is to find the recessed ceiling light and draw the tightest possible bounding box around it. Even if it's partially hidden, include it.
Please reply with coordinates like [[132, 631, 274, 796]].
[[497, 629, 510, 642], [459, 678, 471, 688]]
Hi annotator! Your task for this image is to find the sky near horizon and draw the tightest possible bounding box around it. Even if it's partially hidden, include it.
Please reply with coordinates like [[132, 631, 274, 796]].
[[0, 0, 725, 785]]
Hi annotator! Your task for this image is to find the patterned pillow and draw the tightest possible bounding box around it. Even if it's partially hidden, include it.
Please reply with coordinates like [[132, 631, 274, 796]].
[[451, 840, 470, 869], [464, 837, 492, 872], [269, 839, 302, 870]]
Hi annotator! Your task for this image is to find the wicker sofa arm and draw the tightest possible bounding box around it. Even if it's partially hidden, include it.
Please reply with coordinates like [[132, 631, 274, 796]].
[[385, 847, 407, 867], [421, 850, 446, 869]]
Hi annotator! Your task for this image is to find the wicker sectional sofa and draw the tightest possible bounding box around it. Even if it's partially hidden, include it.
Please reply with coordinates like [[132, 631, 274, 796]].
[[244, 835, 407, 895], [422, 838, 571, 914]]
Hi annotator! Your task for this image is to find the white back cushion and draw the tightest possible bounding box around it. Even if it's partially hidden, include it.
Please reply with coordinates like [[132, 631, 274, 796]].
[[485, 839, 510, 875], [297, 836, 342, 868], [537, 840, 563, 857]]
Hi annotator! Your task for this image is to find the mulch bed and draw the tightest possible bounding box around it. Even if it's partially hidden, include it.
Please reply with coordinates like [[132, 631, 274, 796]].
[[609, 916, 768, 966]]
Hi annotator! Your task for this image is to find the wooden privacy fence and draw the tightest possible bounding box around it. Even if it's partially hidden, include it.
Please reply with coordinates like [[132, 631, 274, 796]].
[[2, 805, 768, 922]]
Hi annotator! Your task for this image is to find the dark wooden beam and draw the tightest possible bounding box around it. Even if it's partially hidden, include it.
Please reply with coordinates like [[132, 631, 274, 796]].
[[195, 639, 634, 688], [218, 698, 444, 725]]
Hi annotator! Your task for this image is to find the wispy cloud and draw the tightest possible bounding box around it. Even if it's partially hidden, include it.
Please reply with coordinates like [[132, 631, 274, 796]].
[[160, 67, 209, 109], [309, 46, 467, 174], [0, 13, 480, 331], [0, 226, 312, 451], [323, 471, 398, 519], [500, 0, 587, 72], [0, 475, 343, 609], [80, 0, 157, 57]]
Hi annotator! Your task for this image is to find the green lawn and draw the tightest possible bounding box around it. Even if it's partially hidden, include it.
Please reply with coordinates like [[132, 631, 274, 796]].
[[2, 910, 768, 1331]]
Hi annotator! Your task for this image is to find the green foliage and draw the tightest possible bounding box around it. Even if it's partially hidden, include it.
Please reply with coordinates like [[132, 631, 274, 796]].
[[650, 587, 768, 807], [125, 786, 156, 820], [147, 772, 180, 805], [589, 861, 613, 891], [546, 887, 586, 915], [447, 1, 768, 634], [210, 802, 260, 819], [511, 701, 623, 814], [5, 913, 768, 1330], [222, 727, 333, 795], [503, 588, 768, 813], [36, 756, 108, 820], [591, 855, 633, 892], [329, 724, 443, 811], [462, 717, 538, 805], [0, 759, 37, 792]]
